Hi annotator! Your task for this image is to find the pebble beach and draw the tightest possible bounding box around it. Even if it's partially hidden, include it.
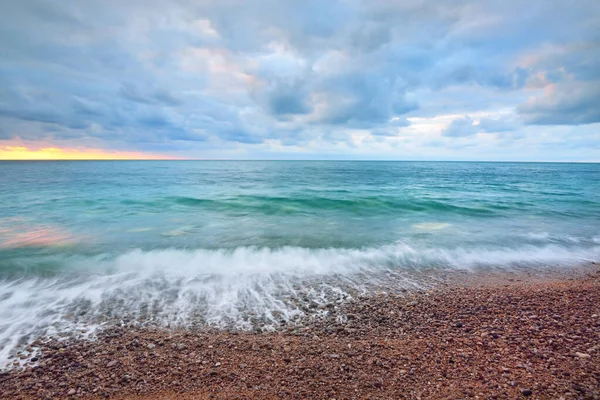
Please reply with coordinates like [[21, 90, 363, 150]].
[[2, 267, 599, 399]]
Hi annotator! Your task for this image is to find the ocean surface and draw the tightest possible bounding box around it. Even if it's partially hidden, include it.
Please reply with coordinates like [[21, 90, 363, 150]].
[[1, 161, 599, 366]]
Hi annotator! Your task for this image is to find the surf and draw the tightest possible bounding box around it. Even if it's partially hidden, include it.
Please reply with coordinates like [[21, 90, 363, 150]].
[[1, 242, 598, 368]]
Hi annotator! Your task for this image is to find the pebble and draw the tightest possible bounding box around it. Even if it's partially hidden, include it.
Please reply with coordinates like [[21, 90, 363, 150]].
[[1, 272, 599, 400]]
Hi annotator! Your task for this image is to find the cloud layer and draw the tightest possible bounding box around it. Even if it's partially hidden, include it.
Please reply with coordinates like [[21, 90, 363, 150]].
[[0, 0, 599, 160]]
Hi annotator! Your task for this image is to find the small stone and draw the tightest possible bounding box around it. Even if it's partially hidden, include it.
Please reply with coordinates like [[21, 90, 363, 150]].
[[522, 389, 533, 396], [575, 352, 591, 359], [147, 343, 156, 349], [214, 362, 221, 367], [67, 388, 76, 395], [106, 360, 117, 368], [455, 323, 463, 328]]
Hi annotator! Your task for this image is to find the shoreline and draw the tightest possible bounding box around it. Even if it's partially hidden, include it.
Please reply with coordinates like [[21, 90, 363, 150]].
[[1, 265, 599, 399]]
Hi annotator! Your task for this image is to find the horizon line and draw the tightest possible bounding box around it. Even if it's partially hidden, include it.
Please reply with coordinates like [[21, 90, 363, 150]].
[[1, 159, 598, 163]]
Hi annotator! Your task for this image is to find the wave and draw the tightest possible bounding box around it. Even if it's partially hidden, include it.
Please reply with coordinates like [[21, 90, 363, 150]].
[[64, 194, 599, 219], [171, 195, 497, 216], [1, 242, 598, 367]]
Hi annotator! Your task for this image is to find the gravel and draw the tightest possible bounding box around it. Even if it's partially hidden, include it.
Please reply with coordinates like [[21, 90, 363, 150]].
[[1, 268, 599, 399]]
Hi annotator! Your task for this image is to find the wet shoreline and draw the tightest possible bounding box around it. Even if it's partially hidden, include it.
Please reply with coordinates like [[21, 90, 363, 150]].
[[1, 265, 599, 399]]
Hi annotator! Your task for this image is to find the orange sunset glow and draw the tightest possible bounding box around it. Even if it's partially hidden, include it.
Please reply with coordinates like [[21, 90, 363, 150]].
[[0, 146, 182, 160]]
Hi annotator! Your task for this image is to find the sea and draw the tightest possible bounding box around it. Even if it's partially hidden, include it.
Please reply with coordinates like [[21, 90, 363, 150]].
[[0, 161, 599, 366]]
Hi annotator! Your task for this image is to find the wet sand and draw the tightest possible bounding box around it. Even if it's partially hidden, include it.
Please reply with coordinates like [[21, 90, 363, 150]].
[[1, 266, 599, 399]]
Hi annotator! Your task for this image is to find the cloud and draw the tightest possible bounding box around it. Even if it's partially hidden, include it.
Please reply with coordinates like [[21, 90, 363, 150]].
[[0, 0, 598, 159], [370, 129, 399, 137], [518, 82, 600, 125], [259, 79, 313, 117], [0, 127, 10, 140], [442, 115, 517, 137], [477, 117, 517, 133], [120, 84, 183, 107], [313, 72, 418, 127], [442, 116, 478, 137]]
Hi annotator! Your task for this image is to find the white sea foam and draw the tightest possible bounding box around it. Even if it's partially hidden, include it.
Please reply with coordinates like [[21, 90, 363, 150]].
[[524, 232, 550, 240], [1, 243, 599, 368]]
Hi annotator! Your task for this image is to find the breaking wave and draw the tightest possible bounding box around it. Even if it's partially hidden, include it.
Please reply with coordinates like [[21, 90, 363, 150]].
[[1, 242, 598, 367]]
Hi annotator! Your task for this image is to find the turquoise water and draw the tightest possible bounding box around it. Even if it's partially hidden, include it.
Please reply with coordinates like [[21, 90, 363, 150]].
[[1, 161, 599, 364]]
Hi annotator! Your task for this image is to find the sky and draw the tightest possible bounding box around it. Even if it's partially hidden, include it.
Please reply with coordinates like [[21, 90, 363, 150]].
[[0, 0, 599, 160]]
